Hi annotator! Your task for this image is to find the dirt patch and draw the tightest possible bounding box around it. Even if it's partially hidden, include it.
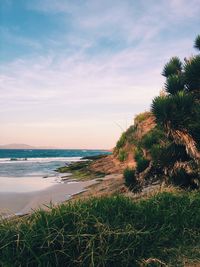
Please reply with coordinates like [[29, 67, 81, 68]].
[[90, 155, 123, 174], [72, 174, 125, 201], [90, 154, 136, 174]]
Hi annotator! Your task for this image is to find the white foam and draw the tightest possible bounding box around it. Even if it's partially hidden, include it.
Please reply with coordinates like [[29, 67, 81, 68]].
[[0, 157, 82, 164]]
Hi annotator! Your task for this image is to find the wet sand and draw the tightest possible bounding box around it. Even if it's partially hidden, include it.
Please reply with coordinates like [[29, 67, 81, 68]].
[[0, 179, 96, 217]]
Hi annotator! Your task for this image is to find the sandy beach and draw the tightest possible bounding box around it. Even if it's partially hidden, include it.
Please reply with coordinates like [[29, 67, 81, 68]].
[[0, 179, 96, 217]]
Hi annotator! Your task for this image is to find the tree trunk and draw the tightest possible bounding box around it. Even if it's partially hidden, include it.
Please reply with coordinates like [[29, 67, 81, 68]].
[[170, 129, 200, 163]]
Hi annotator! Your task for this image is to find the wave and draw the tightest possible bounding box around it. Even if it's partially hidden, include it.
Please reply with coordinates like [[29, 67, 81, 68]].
[[0, 157, 82, 164]]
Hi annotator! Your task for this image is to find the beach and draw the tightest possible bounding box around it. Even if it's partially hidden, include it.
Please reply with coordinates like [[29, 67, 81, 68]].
[[0, 178, 96, 217], [0, 149, 110, 217]]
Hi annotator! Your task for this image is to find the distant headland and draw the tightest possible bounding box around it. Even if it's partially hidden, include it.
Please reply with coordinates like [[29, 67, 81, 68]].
[[0, 144, 56, 149]]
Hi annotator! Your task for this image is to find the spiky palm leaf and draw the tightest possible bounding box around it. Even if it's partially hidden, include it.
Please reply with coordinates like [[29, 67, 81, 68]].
[[150, 35, 200, 185], [194, 35, 200, 51], [151, 96, 172, 129], [165, 74, 185, 95], [152, 96, 200, 163], [151, 92, 194, 130], [151, 142, 190, 168], [184, 55, 200, 94], [162, 57, 182, 77]]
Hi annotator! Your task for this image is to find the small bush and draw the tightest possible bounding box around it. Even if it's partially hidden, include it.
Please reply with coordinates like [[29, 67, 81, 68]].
[[134, 148, 150, 173], [115, 132, 126, 150], [136, 157, 150, 173], [118, 149, 127, 162], [124, 168, 137, 190], [134, 111, 152, 125], [141, 127, 165, 150], [170, 168, 198, 189], [134, 147, 143, 161], [151, 143, 190, 169]]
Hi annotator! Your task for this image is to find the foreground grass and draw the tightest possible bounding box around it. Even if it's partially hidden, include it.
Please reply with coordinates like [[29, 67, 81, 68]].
[[1, 192, 200, 266]]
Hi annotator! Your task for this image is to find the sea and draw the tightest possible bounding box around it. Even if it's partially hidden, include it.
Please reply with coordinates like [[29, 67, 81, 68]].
[[0, 149, 110, 193]]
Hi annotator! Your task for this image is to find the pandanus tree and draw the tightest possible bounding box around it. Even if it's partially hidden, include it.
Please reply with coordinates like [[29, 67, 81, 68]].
[[151, 36, 200, 181], [194, 35, 200, 51]]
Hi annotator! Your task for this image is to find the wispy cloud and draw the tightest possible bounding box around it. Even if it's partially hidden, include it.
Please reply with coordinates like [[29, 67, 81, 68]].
[[0, 0, 199, 147], [169, 0, 200, 18]]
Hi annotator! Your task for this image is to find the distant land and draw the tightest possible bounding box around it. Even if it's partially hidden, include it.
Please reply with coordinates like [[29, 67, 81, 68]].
[[0, 144, 56, 149], [0, 144, 111, 150]]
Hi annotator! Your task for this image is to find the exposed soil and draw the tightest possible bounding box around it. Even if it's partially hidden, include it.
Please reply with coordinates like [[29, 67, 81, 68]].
[[89, 155, 124, 174], [72, 174, 125, 201], [89, 154, 136, 174]]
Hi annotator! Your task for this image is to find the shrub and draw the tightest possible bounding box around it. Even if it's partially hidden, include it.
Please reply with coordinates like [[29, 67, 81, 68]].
[[134, 111, 152, 126], [125, 125, 137, 143], [136, 157, 150, 173], [134, 147, 143, 161], [124, 168, 139, 191], [151, 143, 190, 169], [118, 149, 127, 162], [151, 92, 194, 130], [184, 55, 200, 92], [162, 56, 182, 77], [150, 36, 200, 189], [134, 148, 150, 173], [115, 132, 126, 150], [165, 74, 185, 95], [194, 34, 200, 50], [170, 168, 198, 189], [141, 127, 165, 150]]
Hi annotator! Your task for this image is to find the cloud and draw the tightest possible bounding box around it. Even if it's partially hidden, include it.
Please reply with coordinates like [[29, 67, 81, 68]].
[[0, 0, 199, 147], [169, 0, 200, 18], [0, 26, 196, 111]]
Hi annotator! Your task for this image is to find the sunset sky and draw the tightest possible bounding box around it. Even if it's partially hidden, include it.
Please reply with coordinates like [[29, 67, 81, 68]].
[[0, 0, 199, 149]]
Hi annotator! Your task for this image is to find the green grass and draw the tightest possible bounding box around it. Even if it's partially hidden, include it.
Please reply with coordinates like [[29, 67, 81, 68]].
[[81, 154, 109, 160], [134, 111, 152, 125], [56, 161, 105, 180], [115, 132, 127, 150], [118, 149, 127, 162], [1, 192, 200, 266]]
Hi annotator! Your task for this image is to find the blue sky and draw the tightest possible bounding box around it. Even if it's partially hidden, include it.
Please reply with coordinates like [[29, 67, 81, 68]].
[[0, 0, 199, 148]]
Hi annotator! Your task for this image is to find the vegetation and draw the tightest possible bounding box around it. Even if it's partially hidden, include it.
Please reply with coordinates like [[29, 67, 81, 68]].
[[1, 36, 200, 267], [82, 154, 108, 160], [141, 128, 161, 149], [133, 148, 149, 173], [115, 132, 127, 150], [114, 35, 200, 190], [134, 111, 152, 125], [151, 35, 200, 187], [124, 168, 137, 191], [195, 35, 200, 50], [56, 160, 105, 180], [118, 148, 127, 162], [1, 192, 200, 266], [136, 157, 150, 173]]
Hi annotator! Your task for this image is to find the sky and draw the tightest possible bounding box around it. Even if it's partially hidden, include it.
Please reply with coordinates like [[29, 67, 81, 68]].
[[0, 0, 199, 149]]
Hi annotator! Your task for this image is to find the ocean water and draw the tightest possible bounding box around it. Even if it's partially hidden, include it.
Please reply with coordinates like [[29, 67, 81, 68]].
[[0, 149, 110, 193], [0, 149, 109, 178]]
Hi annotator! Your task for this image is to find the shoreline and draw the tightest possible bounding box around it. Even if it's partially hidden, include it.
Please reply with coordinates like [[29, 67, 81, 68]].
[[0, 154, 121, 218], [0, 178, 97, 218]]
